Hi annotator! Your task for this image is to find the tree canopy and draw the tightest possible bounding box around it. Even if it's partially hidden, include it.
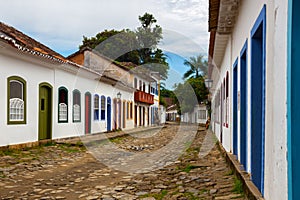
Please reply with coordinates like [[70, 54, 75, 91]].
[[183, 54, 208, 79], [79, 13, 169, 80], [173, 76, 209, 114]]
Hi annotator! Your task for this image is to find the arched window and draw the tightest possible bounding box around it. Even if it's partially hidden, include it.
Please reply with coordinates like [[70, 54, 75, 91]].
[[226, 72, 229, 127], [94, 94, 99, 120], [134, 78, 137, 89], [139, 80, 142, 90], [58, 87, 68, 122], [7, 76, 26, 124], [101, 96, 106, 120], [127, 101, 130, 119], [130, 102, 133, 119], [73, 90, 81, 122]]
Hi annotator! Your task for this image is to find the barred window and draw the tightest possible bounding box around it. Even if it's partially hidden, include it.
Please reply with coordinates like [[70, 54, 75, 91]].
[[10, 98, 24, 121], [73, 90, 81, 122], [101, 96, 106, 120], [94, 95, 99, 120], [8, 77, 26, 124], [58, 87, 68, 122], [198, 110, 206, 120]]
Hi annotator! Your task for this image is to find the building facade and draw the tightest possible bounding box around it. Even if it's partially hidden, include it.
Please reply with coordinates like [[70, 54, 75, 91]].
[[207, 0, 300, 199], [0, 22, 161, 148]]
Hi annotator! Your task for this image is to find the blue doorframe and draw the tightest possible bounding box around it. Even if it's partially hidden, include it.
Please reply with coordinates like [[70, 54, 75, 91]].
[[250, 5, 266, 194], [288, 0, 300, 199], [233, 58, 238, 156], [240, 40, 248, 171], [107, 97, 111, 131]]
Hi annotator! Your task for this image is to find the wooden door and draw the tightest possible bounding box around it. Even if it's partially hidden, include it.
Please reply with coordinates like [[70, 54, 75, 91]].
[[85, 92, 91, 134], [39, 83, 52, 140]]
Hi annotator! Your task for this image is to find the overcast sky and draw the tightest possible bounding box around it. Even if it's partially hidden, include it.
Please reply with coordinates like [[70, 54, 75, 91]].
[[1, 0, 208, 88]]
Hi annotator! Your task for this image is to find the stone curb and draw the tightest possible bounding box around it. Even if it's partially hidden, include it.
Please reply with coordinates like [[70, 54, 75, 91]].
[[214, 131, 264, 200]]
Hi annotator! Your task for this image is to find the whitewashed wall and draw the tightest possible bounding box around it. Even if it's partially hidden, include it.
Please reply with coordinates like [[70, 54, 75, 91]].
[[0, 45, 55, 146], [0, 43, 135, 147], [210, 0, 288, 199]]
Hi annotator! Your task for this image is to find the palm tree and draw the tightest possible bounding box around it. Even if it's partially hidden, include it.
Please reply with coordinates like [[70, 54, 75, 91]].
[[183, 54, 208, 79]]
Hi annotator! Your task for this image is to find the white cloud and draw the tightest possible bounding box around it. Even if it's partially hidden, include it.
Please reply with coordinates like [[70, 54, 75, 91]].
[[0, 0, 208, 58]]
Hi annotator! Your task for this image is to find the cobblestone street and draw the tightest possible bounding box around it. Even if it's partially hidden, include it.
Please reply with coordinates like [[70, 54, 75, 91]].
[[0, 124, 245, 200]]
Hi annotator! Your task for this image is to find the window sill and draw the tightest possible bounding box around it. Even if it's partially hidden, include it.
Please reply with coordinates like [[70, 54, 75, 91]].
[[7, 121, 26, 125]]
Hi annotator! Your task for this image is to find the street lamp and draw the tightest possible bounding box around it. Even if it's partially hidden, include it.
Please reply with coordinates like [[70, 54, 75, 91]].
[[117, 92, 122, 100], [204, 79, 213, 120], [204, 78, 213, 90]]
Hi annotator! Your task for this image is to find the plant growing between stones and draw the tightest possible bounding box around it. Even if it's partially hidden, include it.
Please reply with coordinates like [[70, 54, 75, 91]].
[[58, 143, 85, 153], [232, 176, 244, 195], [183, 191, 199, 200], [181, 164, 200, 173], [109, 136, 125, 144], [225, 169, 234, 176], [141, 189, 168, 200], [0, 171, 6, 178], [0, 149, 21, 157]]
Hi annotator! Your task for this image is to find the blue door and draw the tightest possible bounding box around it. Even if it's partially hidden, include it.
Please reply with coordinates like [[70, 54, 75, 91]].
[[250, 5, 266, 194], [288, 1, 300, 199], [233, 59, 238, 156], [240, 41, 248, 170], [107, 97, 111, 131]]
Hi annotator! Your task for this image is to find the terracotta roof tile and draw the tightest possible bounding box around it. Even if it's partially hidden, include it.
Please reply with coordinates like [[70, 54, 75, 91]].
[[0, 21, 65, 60]]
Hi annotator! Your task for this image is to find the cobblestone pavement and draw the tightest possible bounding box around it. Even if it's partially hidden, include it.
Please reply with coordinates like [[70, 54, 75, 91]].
[[0, 123, 246, 200]]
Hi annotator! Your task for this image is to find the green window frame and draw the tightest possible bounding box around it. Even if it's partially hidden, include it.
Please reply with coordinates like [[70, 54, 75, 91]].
[[7, 76, 27, 125], [58, 86, 68, 123]]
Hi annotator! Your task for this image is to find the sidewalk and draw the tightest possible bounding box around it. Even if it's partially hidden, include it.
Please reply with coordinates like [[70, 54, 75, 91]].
[[55, 125, 165, 145]]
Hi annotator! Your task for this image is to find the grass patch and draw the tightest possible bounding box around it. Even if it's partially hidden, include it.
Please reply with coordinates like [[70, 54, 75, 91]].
[[232, 176, 244, 194], [225, 169, 234, 176], [58, 143, 84, 153], [140, 190, 168, 200], [183, 192, 199, 200], [41, 141, 56, 147], [186, 146, 200, 154], [184, 141, 192, 149], [0, 171, 6, 178], [0, 149, 21, 157], [109, 136, 125, 144], [76, 141, 84, 146], [182, 164, 200, 173], [199, 189, 208, 194]]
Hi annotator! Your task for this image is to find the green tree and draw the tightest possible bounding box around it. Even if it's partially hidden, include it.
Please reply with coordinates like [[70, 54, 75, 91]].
[[80, 29, 121, 50], [136, 13, 169, 79], [187, 76, 209, 103], [183, 54, 208, 79], [79, 29, 140, 64], [173, 76, 209, 114], [78, 13, 169, 80]]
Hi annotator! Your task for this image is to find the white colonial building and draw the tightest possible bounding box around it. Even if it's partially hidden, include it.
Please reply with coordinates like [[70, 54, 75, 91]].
[[0, 22, 162, 148], [208, 0, 300, 199], [181, 104, 208, 124]]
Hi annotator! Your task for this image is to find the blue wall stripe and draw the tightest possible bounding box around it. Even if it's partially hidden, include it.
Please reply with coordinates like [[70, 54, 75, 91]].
[[250, 4, 266, 195], [233, 58, 239, 156], [240, 40, 248, 172], [287, 1, 292, 199]]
